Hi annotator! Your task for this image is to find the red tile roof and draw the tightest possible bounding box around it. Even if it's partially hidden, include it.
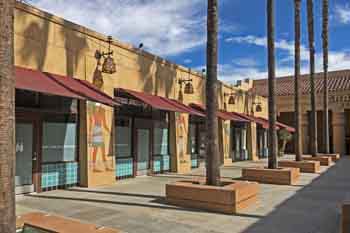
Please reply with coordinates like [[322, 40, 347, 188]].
[[253, 69, 350, 97]]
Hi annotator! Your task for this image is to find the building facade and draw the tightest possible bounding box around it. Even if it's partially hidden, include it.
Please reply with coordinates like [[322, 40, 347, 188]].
[[253, 70, 350, 157], [13, 2, 280, 194]]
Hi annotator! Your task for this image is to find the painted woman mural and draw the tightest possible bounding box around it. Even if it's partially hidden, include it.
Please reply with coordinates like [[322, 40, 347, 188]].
[[88, 69, 113, 172], [176, 113, 187, 158]]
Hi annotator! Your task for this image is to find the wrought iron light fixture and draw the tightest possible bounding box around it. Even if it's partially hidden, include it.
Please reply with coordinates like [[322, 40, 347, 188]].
[[224, 91, 236, 105], [95, 36, 116, 74], [178, 78, 194, 94], [252, 102, 262, 112], [179, 70, 194, 95]]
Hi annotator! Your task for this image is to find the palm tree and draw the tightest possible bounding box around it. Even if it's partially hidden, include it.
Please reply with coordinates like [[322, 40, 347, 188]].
[[0, 0, 16, 232], [294, 0, 302, 162], [307, 0, 318, 157], [267, 0, 278, 169], [206, 0, 220, 186], [322, 0, 330, 154]]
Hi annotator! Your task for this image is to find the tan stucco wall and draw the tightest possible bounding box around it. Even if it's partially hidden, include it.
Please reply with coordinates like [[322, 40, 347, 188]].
[[277, 92, 350, 155], [14, 2, 268, 187]]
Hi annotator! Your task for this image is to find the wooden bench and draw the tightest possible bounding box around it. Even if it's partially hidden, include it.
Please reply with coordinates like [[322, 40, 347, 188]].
[[16, 212, 120, 233]]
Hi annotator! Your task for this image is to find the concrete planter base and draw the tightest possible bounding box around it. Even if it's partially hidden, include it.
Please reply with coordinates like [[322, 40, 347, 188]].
[[302, 155, 333, 166], [242, 167, 300, 185], [278, 160, 321, 173], [165, 179, 259, 214], [317, 153, 340, 162]]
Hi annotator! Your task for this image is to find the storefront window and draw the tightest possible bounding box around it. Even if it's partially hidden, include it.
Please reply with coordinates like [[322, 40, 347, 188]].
[[189, 123, 198, 154], [115, 118, 132, 158], [42, 115, 77, 163], [153, 124, 169, 155]]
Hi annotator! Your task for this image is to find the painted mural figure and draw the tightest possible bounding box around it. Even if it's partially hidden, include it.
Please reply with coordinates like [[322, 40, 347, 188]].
[[176, 113, 187, 157], [88, 69, 113, 172]]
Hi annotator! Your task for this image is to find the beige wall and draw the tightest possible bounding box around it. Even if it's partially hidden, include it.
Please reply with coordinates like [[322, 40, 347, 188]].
[[277, 91, 350, 155], [14, 2, 268, 187]]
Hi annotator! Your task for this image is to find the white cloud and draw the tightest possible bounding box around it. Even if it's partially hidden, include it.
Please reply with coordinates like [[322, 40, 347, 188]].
[[184, 59, 192, 64], [226, 35, 309, 62], [217, 50, 350, 83], [335, 4, 350, 24], [30, 0, 207, 56], [232, 58, 258, 67]]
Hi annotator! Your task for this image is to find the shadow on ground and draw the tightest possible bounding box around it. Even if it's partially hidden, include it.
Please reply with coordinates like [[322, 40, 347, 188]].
[[241, 157, 350, 233]]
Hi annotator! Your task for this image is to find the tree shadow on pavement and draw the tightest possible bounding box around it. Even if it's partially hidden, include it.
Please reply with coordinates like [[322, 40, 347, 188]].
[[240, 157, 350, 233]]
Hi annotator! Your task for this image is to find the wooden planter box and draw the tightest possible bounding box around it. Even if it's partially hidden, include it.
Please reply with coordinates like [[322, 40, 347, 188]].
[[318, 153, 340, 162], [342, 203, 350, 233], [278, 160, 321, 173], [16, 212, 120, 233], [302, 155, 333, 166], [242, 167, 300, 185], [166, 179, 259, 214]]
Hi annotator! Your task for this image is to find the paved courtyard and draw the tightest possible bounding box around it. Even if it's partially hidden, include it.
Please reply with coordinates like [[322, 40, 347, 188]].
[[16, 156, 350, 233]]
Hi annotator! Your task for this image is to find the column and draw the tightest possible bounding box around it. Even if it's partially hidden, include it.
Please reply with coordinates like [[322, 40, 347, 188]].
[[169, 112, 191, 173], [332, 111, 346, 155], [247, 122, 258, 161], [220, 120, 232, 166], [301, 113, 309, 155], [79, 100, 116, 187]]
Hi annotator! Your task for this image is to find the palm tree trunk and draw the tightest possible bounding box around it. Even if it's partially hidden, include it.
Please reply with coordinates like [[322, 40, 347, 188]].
[[206, 0, 221, 186], [267, 0, 278, 169], [307, 0, 318, 157], [294, 0, 302, 162], [322, 0, 330, 154], [0, 0, 16, 232]]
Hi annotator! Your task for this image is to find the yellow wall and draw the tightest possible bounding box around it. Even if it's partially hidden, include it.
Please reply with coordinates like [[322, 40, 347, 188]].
[[14, 2, 268, 187]]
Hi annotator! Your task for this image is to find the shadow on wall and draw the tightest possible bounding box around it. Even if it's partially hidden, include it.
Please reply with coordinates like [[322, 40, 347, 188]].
[[136, 51, 177, 98], [18, 12, 91, 165]]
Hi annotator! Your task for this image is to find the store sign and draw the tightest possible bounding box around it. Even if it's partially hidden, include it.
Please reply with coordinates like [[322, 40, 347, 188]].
[[329, 94, 350, 107]]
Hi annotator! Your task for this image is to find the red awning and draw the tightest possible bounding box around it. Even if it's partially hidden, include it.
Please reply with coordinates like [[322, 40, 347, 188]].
[[116, 88, 203, 116], [230, 112, 270, 129], [276, 121, 295, 133], [44, 72, 118, 107], [189, 103, 248, 122], [15, 66, 118, 106], [163, 99, 205, 117], [15, 67, 84, 100]]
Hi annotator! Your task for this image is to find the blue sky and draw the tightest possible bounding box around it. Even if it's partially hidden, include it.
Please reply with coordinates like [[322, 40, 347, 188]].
[[30, 0, 350, 83]]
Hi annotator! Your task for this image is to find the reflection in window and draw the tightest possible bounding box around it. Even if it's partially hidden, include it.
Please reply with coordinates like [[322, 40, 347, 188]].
[[115, 118, 132, 158], [189, 124, 198, 154], [154, 127, 169, 155], [42, 116, 77, 163]]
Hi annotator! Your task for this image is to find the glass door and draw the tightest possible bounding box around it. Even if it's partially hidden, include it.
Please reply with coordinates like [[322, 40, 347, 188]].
[[15, 122, 35, 194], [136, 129, 150, 176]]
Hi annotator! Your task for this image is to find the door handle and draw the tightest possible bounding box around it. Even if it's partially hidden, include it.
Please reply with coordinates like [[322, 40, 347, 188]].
[[33, 152, 37, 161]]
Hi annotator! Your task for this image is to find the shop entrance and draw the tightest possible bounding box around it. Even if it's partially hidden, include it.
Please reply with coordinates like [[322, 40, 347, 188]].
[[136, 128, 151, 176], [15, 119, 39, 194]]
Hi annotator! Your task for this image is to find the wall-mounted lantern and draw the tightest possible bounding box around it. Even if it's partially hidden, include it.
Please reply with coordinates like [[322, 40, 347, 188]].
[[95, 36, 116, 74], [224, 89, 236, 105], [179, 78, 194, 94], [179, 70, 194, 95], [254, 102, 263, 112]]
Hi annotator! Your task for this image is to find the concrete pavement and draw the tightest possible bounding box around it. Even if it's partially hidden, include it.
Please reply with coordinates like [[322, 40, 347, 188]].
[[16, 156, 350, 233]]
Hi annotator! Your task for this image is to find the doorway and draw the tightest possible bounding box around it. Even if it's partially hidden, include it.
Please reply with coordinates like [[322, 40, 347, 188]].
[[15, 120, 39, 194], [136, 128, 151, 176]]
